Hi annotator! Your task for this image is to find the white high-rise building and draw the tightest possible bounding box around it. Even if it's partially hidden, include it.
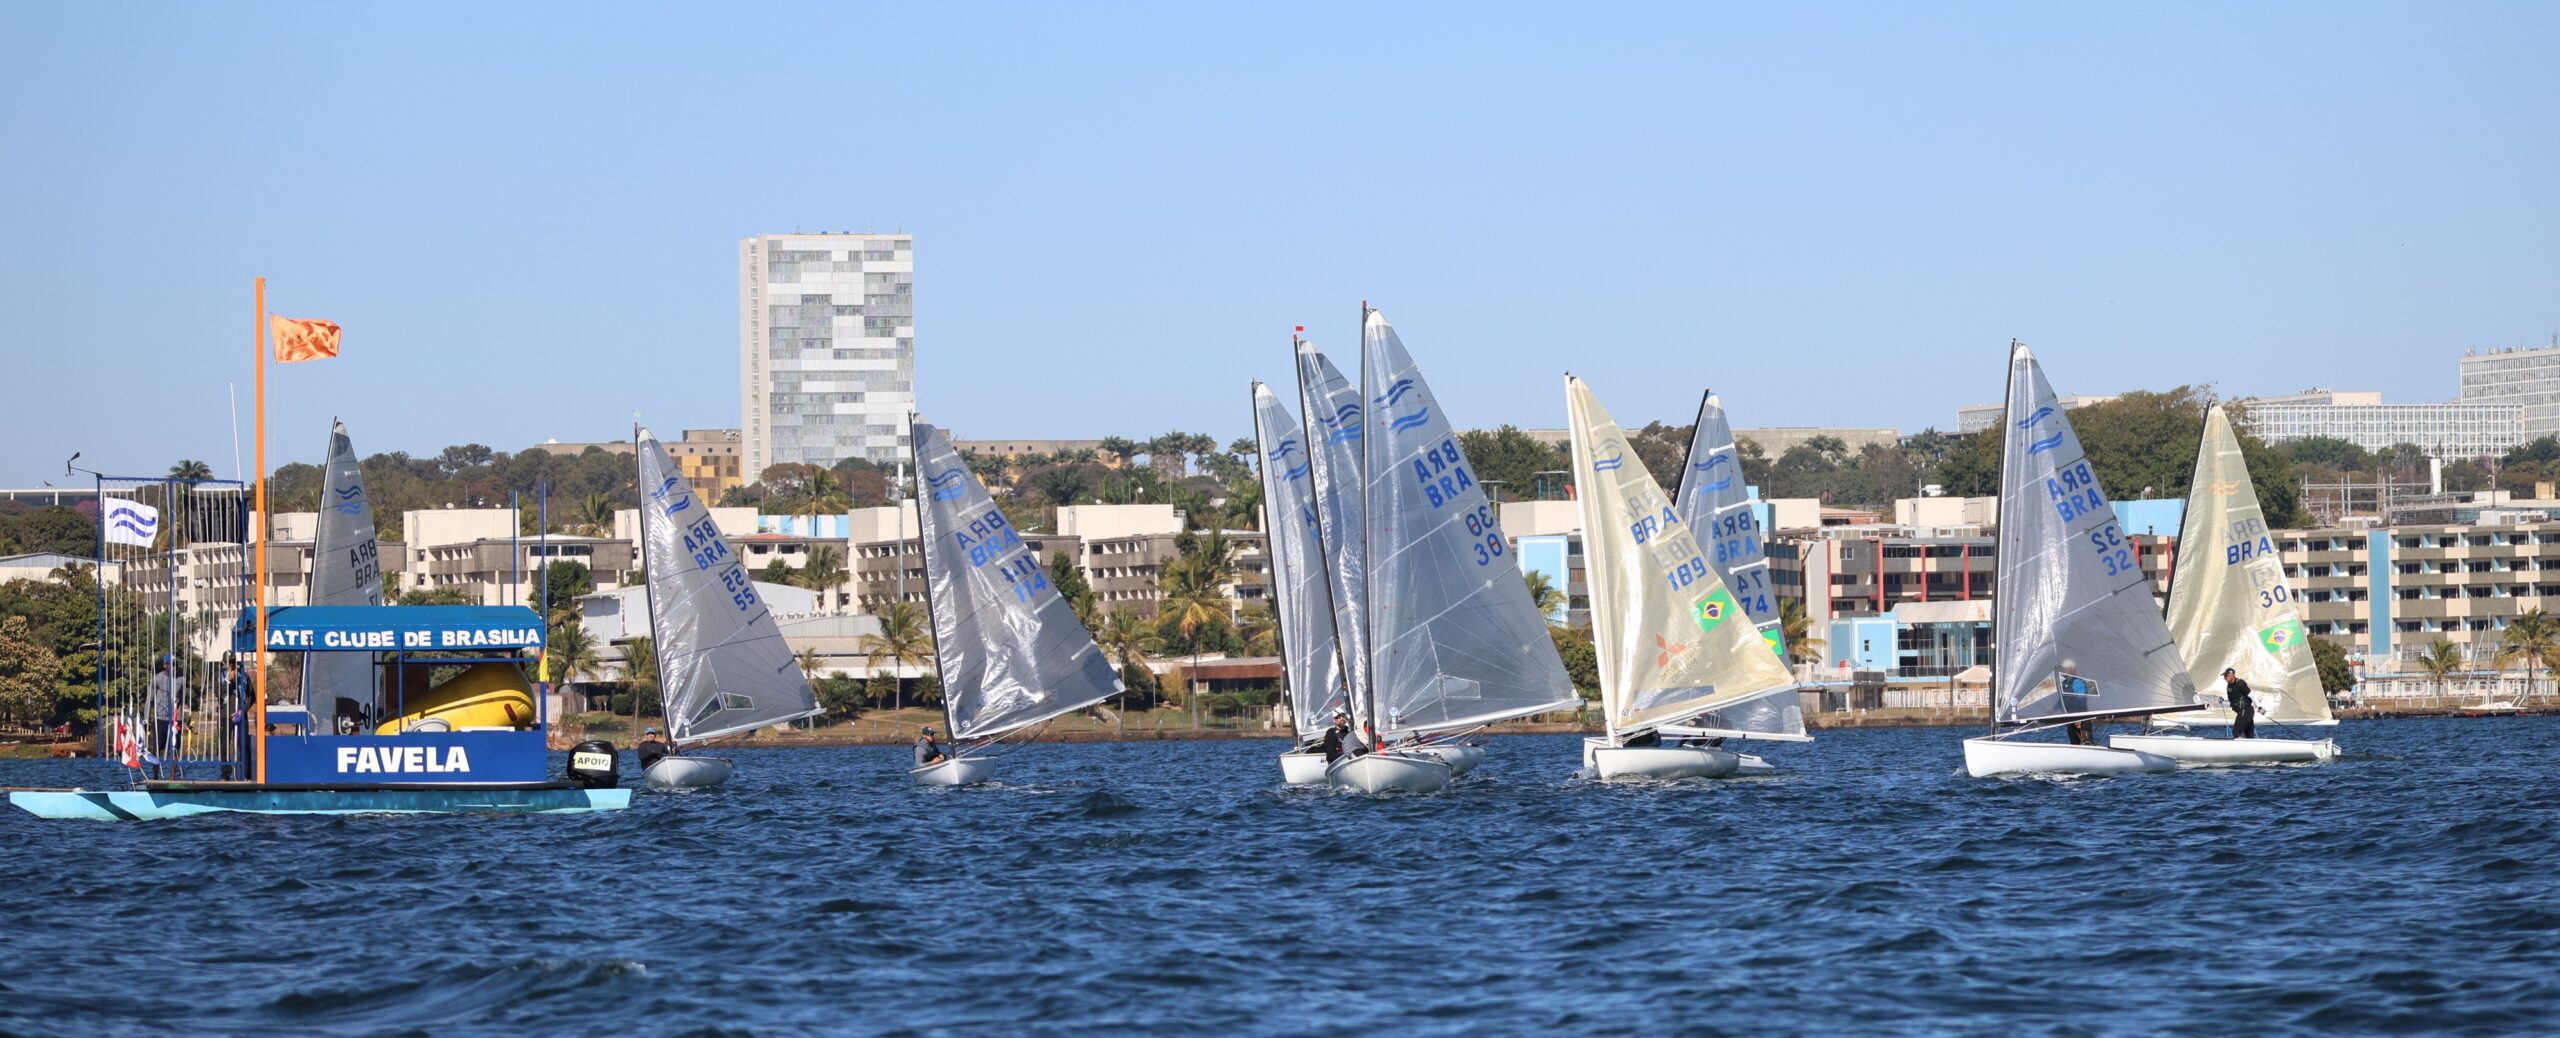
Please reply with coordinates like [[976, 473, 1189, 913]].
[[739, 233, 915, 475], [2237, 388, 2523, 458], [2460, 344, 2560, 440]]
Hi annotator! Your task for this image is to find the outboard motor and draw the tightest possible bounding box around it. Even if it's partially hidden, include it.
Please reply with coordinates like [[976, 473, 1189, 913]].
[[568, 739, 619, 788]]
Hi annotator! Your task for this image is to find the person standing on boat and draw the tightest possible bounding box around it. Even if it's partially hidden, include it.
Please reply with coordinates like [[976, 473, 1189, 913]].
[[914, 725, 948, 767], [2222, 667, 2257, 739], [1318, 711, 1355, 762], [219, 659, 254, 781], [145, 657, 182, 779]]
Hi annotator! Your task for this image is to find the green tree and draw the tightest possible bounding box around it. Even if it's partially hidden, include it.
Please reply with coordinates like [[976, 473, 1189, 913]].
[[617, 636, 661, 718], [2492, 610, 2560, 702], [1550, 624, 1599, 703], [546, 620, 601, 689], [0, 615, 58, 731], [536, 560, 593, 614], [1456, 425, 1570, 500], [2414, 637, 2464, 700], [1778, 598, 1823, 666], [1524, 570, 1567, 620], [2309, 637, 2356, 701], [1627, 420, 1696, 493], [1094, 608, 1163, 711], [1050, 552, 1095, 618], [857, 600, 934, 721], [796, 545, 848, 607], [1238, 603, 1279, 657], [168, 459, 214, 482], [570, 491, 615, 536]]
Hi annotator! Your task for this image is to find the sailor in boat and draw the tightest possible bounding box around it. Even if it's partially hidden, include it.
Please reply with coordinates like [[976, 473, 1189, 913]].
[[1318, 711, 1356, 763], [219, 658, 254, 780], [637, 727, 673, 770], [146, 656, 181, 779], [2222, 668, 2257, 739], [915, 726, 949, 767]]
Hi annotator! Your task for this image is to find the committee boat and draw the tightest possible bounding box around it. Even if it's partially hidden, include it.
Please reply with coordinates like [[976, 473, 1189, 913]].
[[1253, 377, 1351, 784], [633, 428, 822, 789], [1965, 342, 2195, 778], [1567, 377, 1800, 781], [906, 418, 1124, 786], [1670, 389, 1813, 775], [2110, 405, 2339, 765], [1322, 309, 1578, 793]]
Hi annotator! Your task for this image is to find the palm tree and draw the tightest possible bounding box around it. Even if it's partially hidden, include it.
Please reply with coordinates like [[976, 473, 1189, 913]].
[[2415, 637, 2464, 703], [618, 636, 660, 719], [1158, 555, 1229, 724], [856, 600, 934, 729], [1524, 571, 1567, 621], [168, 459, 214, 482], [1093, 607, 1162, 731], [2494, 610, 2560, 703], [547, 620, 601, 692], [796, 545, 848, 609], [1778, 598, 1823, 668], [1238, 603, 1279, 657], [1098, 436, 1141, 469], [572, 491, 615, 536]]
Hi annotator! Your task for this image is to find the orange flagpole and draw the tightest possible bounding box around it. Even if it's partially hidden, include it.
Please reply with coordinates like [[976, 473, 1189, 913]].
[[253, 277, 269, 784]]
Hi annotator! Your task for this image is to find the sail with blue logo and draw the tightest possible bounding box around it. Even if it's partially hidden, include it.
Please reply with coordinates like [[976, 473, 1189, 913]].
[[637, 429, 821, 745], [2163, 405, 2331, 725], [1296, 341, 1371, 726], [1569, 377, 1797, 737], [1253, 381, 1348, 739], [910, 419, 1124, 740], [1673, 391, 1809, 740], [1361, 311, 1577, 738], [304, 419, 384, 734], [1993, 344, 2198, 725]]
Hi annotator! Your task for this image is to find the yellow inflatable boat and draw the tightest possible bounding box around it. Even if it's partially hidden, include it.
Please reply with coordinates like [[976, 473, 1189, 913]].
[[374, 662, 536, 734]]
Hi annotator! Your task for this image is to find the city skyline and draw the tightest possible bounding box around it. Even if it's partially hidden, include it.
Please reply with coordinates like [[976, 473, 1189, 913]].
[[4, 4, 2557, 484]]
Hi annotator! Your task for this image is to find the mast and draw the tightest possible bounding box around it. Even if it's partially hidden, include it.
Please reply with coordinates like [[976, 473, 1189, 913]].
[[1355, 301, 1381, 741], [1991, 340, 2021, 732], [632, 422, 662, 738], [251, 276, 269, 783], [905, 413, 956, 739]]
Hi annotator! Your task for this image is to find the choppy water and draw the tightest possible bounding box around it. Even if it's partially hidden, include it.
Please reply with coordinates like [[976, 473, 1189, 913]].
[[3, 718, 2556, 1037]]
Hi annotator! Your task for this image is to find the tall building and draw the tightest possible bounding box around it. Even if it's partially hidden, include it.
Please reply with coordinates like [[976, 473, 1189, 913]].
[[739, 233, 915, 476], [2236, 389, 2523, 458], [2460, 343, 2560, 440]]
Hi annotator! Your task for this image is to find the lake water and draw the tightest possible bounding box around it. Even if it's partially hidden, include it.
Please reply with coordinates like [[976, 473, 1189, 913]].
[[4, 718, 2556, 1037]]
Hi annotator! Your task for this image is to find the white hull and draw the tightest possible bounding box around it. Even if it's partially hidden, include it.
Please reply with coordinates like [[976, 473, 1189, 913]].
[[1733, 753, 1777, 776], [1963, 736, 2176, 778], [1326, 752, 1452, 794], [910, 755, 996, 787], [1590, 743, 1740, 781], [2109, 733, 2339, 765], [1414, 742, 1485, 776], [642, 754, 733, 789], [1279, 750, 1329, 785]]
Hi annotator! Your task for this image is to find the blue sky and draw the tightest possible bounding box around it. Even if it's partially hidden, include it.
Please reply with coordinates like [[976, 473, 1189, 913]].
[[3, 2, 2554, 485]]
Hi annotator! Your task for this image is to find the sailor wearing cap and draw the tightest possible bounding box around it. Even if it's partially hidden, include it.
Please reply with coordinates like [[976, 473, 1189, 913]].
[[914, 725, 949, 767]]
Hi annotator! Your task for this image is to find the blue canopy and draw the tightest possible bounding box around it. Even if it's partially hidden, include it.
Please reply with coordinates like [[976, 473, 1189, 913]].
[[232, 605, 546, 654]]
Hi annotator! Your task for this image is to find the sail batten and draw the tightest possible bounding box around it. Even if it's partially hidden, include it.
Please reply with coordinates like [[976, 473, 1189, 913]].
[[304, 420, 383, 733], [1672, 390, 1809, 741], [1252, 381, 1348, 738], [911, 420, 1123, 741], [1992, 344, 2199, 725], [2165, 406, 2331, 724], [1359, 312, 1576, 738], [1570, 377, 1795, 738], [637, 429, 822, 745]]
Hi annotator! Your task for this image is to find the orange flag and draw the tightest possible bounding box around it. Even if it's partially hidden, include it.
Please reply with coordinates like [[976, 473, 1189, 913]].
[[271, 315, 342, 363]]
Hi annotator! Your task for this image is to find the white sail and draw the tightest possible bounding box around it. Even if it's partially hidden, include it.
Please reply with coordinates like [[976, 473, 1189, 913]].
[[911, 419, 1124, 740], [1569, 377, 1796, 738], [637, 429, 821, 744], [304, 419, 382, 733], [1253, 381, 1349, 739], [2165, 405, 2330, 724], [1361, 311, 1577, 738], [1993, 344, 2199, 724], [1673, 390, 1809, 740], [1296, 341, 1372, 728]]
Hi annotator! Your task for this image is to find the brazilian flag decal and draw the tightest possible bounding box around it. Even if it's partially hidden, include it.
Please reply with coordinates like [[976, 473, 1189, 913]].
[[1761, 628, 1786, 656], [2258, 618, 2305, 656], [1694, 588, 1739, 635]]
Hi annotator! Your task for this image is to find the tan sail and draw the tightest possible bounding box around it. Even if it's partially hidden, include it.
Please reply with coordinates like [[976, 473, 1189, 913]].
[[2165, 406, 2331, 724], [1567, 377, 1793, 737]]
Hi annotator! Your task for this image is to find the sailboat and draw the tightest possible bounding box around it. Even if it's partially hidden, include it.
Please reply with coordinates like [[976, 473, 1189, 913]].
[[907, 418, 1125, 786], [1297, 338, 1484, 778], [2109, 405, 2340, 765], [1965, 343, 2195, 778], [1568, 377, 1802, 781], [1327, 309, 1579, 793], [304, 419, 383, 735], [1672, 390, 1814, 774], [1253, 379, 1350, 784], [634, 428, 822, 788]]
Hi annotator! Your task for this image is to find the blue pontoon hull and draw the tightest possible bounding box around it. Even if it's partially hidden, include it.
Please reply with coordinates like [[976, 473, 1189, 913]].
[[8, 786, 630, 820]]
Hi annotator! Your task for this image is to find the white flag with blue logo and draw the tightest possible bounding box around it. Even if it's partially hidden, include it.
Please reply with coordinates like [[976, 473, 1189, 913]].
[[103, 498, 160, 547]]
